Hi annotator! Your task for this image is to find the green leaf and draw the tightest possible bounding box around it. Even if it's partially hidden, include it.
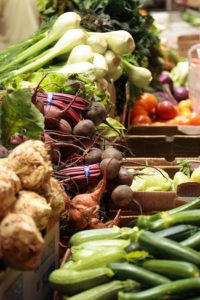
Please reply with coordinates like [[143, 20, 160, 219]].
[[96, 117, 125, 138], [1, 89, 44, 147]]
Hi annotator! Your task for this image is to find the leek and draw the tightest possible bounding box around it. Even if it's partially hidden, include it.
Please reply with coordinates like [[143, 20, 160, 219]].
[[122, 59, 152, 88], [93, 53, 108, 79], [89, 30, 135, 55], [0, 12, 81, 73], [86, 35, 107, 54], [5, 29, 87, 80], [67, 45, 94, 65]]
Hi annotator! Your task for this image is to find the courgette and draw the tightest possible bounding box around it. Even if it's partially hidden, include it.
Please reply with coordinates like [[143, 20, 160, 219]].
[[49, 267, 114, 295], [69, 227, 133, 246], [129, 197, 200, 228], [118, 278, 200, 299], [66, 279, 139, 300], [126, 225, 198, 253], [142, 259, 199, 279], [71, 246, 121, 262], [70, 248, 125, 271], [72, 239, 130, 250], [156, 224, 199, 241], [150, 210, 200, 231], [108, 262, 171, 287], [135, 230, 200, 267], [181, 231, 200, 249]]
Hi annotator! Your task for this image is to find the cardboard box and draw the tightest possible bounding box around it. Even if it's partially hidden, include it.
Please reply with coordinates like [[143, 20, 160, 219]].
[[0, 222, 59, 300]]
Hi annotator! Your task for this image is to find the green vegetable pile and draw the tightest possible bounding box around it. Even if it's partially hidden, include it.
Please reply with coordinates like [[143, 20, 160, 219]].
[[49, 197, 200, 299], [37, 0, 163, 115]]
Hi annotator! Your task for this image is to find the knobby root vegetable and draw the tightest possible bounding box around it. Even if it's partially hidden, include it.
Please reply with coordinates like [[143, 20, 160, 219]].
[[0, 144, 9, 158], [13, 191, 52, 230], [0, 165, 21, 219], [38, 177, 69, 217], [88, 210, 121, 229], [69, 159, 111, 229], [0, 213, 44, 270], [111, 185, 133, 207], [102, 147, 123, 161], [84, 148, 103, 164], [100, 158, 121, 180], [7, 140, 53, 190]]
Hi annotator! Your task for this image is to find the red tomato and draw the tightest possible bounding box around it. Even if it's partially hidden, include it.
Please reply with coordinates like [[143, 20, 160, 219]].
[[132, 114, 152, 125], [156, 101, 177, 121], [139, 93, 158, 113], [131, 102, 148, 118]]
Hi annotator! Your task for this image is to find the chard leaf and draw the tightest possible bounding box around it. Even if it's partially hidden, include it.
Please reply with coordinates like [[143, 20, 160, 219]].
[[96, 117, 125, 138], [1, 89, 44, 147]]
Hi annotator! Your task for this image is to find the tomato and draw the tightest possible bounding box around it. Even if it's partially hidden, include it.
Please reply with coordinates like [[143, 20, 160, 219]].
[[189, 113, 200, 126], [156, 101, 177, 121], [132, 114, 152, 125], [139, 93, 158, 112], [131, 101, 148, 118]]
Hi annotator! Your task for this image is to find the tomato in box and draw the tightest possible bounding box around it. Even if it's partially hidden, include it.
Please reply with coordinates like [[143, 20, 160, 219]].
[[156, 101, 177, 121]]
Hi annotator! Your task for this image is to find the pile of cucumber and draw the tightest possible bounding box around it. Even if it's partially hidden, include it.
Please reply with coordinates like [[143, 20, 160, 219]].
[[49, 197, 200, 299]]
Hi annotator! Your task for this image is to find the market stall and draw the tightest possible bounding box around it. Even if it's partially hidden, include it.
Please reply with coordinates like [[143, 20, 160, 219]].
[[1, 0, 200, 299]]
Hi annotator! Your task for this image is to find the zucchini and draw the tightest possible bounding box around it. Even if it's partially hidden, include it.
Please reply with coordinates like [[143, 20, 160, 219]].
[[70, 248, 125, 271], [118, 278, 200, 300], [150, 210, 200, 231], [71, 246, 121, 262], [66, 279, 139, 300], [69, 227, 133, 246], [62, 260, 74, 269], [156, 224, 199, 241], [108, 262, 171, 287], [181, 231, 200, 249], [130, 197, 200, 228], [126, 225, 198, 253], [49, 267, 114, 295], [142, 259, 199, 279], [72, 239, 130, 250], [135, 230, 200, 267]]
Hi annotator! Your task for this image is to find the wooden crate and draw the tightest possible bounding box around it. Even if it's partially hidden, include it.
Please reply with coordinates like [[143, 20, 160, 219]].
[[178, 34, 200, 57]]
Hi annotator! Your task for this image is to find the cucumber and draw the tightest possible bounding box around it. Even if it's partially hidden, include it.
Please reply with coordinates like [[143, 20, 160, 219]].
[[66, 279, 139, 300], [70, 248, 125, 271], [150, 210, 200, 231], [49, 267, 114, 295], [108, 262, 171, 287], [181, 231, 200, 249], [69, 227, 133, 246], [62, 260, 74, 269], [135, 230, 200, 267], [142, 259, 199, 279], [118, 278, 200, 300]]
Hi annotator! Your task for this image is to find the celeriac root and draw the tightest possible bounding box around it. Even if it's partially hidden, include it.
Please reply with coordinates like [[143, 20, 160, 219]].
[[13, 191, 52, 230], [7, 140, 52, 190], [0, 213, 44, 270]]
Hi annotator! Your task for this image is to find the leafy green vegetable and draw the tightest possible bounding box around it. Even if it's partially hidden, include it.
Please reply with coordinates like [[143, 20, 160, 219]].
[[1, 89, 44, 147], [37, 0, 57, 17], [96, 117, 125, 137]]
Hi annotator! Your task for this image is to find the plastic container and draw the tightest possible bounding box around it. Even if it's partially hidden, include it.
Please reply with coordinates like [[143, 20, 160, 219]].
[[188, 43, 200, 112]]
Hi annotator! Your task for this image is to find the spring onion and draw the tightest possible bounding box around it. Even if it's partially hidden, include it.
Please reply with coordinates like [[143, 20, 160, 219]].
[[86, 35, 107, 54], [93, 53, 108, 79], [67, 45, 94, 65]]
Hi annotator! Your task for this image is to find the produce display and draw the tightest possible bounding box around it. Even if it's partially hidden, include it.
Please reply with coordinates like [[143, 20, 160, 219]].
[[49, 197, 200, 299]]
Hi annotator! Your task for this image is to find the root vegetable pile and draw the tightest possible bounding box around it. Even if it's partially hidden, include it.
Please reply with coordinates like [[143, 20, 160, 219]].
[[0, 140, 68, 271]]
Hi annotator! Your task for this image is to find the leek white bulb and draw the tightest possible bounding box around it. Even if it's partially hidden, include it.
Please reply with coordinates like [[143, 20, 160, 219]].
[[93, 53, 108, 79], [67, 45, 94, 65], [89, 30, 135, 55], [86, 35, 107, 54]]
